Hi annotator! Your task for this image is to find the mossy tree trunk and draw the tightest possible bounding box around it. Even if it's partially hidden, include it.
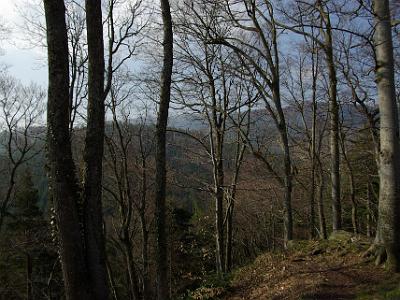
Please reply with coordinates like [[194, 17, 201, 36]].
[[43, 1, 92, 298], [372, 0, 400, 272]]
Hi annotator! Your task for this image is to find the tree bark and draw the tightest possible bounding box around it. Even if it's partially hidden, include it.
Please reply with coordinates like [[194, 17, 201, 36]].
[[272, 84, 293, 246], [372, 0, 400, 272], [213, 132, 225, 274], [43, 1, 92, 298], [26, 253, 33, 300], [83, 1, 109, 298], [324, 20, 341, 232], [156, 0, 173, 298], [367, 181, 373, 238], [317, 159, 327, 239]]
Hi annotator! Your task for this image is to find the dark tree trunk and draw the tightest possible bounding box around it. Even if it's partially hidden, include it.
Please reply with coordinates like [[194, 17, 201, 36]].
[[26, 253, 33, 300], [83, 1, 109, 298], [156, 0, 173, 298], [43, 1, 92, 298]]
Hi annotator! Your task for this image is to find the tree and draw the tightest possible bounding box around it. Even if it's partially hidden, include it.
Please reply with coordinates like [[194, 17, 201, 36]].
[[5, 170, 47, 300], [155, 0, 173, 298], [44, 0, 112, 297], [371, 0, 400, 271], [209, 0, 294, 247], [83, 1, 109, 298], [43, 1, 93, 298], [279, 0, 342, 232], [0, 75, 44, 230]]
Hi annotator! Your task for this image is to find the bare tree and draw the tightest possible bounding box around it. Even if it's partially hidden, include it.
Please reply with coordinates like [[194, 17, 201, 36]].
[[371, 0, 400, 271], [203, 0, 295, 247], [0, 75, 45, 230], [155, 0, 173, 298], [83, 0, 109, 298], [43, 1, 92, 298], [278, 0, 342, 232]]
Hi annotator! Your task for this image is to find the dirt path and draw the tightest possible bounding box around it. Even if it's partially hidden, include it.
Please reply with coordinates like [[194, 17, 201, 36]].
[[225, 240, 398, 300]]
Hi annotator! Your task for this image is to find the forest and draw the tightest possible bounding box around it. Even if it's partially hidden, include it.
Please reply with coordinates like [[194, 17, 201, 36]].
[[0, 0, 399, 299]]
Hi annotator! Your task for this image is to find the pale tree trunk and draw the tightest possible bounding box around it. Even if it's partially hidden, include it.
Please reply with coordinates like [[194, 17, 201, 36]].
[[272, 78, 293, 247], [366, 181, 373, 238], [43, 1, 92, 298], [272, 34, 293, 247], [317, 159, 328, 239], [325, 26, 341, 232], [212, 127, 225, 274], [124, 238, 140, 300], [340, 132, 358, 234], [372, 0, 400, 271], [83, 1, 109, 298], [207, 65, 226, 275], [310, 113, 316, 238], [215, 162, 225, 274], [309, 38, 319, 239], [156, 0, 173, 298], [225, 130, 246, 272]]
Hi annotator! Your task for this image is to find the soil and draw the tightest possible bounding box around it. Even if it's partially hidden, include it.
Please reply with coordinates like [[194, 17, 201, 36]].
[[224, 238, 400, 300]]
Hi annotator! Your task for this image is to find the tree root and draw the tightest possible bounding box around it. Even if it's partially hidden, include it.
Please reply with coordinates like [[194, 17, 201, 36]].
[[362, 244, 387, 266]]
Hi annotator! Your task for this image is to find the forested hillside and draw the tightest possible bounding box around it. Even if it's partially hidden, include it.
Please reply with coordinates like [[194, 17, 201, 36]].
[[0, 0, 399, 299]]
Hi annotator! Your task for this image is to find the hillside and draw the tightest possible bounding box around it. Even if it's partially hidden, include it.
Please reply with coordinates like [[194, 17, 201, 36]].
[[189, 232, 400, 300]]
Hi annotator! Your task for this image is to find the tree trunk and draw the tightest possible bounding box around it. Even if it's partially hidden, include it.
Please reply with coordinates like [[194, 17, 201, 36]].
[[309, 42, 319, 239], [318, 1, 342, 232], [83, 1, 109, 298], [317, 160, 327, 239], [214, 151, 225, 274], [26, 253, 33, 300], [106, 259, 120, 300], [273, 85, 293, 247], [124, 238, 140, 300], [326, 36, 341, 232], [372, 0, 400, 271], [225, 205, 233, 272], [350, 174, 358, 234], [43, 1, 92, 298], [310, 86, 317, 239], [156, 0, 173, 298], [367, 181, 372, 238], [140, 213, 149, 300], [340, 130, 358, 234]]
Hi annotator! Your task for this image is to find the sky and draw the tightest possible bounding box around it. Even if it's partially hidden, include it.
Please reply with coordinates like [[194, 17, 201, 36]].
[[0, 1, 47, 85]]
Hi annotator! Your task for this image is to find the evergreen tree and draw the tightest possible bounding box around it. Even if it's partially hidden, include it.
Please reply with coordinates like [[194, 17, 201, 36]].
[[0, 170, 62, 299]]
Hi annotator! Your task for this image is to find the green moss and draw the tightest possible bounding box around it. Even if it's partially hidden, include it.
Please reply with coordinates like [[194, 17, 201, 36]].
[[356, 279, 400, 299], [329, 230, 354, 242]]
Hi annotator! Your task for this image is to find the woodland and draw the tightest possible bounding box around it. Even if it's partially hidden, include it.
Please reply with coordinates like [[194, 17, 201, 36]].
[[0, 0, 400, 299]]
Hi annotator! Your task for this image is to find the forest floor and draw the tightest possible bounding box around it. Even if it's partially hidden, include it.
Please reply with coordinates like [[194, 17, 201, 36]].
[[190, 231, 400, 300]]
